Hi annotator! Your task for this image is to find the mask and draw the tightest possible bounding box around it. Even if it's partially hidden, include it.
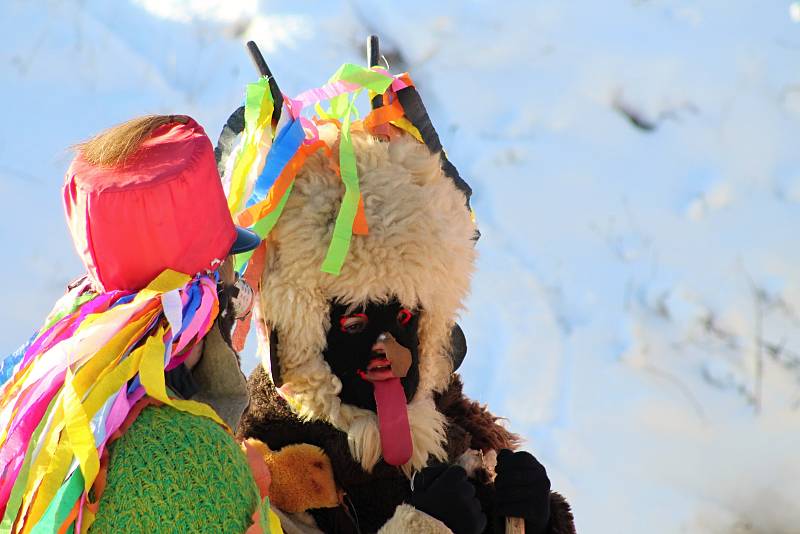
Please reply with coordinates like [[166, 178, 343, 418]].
[[322, 299, 421, 412]]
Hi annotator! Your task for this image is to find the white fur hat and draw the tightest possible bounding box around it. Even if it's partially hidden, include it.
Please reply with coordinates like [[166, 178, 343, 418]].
[[254, 122, 476, 472]]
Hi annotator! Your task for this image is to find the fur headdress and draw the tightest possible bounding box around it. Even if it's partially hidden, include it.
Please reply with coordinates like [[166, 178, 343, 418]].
[[221, 41, 477, 473]]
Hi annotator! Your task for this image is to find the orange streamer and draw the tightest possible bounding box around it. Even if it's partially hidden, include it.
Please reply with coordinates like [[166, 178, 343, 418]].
[[236, 141, 328, 228]]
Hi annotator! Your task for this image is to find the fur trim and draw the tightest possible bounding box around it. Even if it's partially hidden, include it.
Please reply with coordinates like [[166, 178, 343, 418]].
[[435, 374, 521, 458], [257, 127, 476, 468], [548, 492, 577, 534], [377, 504, 452, 534]]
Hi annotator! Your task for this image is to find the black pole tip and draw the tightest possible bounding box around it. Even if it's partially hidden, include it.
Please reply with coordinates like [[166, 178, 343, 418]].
[[245, 40, 283, 126], [367, 35, 382, 109], [367, 35, 380, 67], [246, 41, 271, 78]]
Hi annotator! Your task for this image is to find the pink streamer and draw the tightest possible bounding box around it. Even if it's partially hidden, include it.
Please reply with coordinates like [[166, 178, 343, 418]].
[[102, 387, 131, 444], [293, 80, 361, 109], [0, 367, 65, 468], [284, 97, 303, 120], [301, 117, 320, 144], [173, 282, 215, 354], [0, 454, 25, 507], [391, 77, 412, 91], [0, 274, 218, 523], [21, 292, 115, 369], [0, 373, 64, 506]]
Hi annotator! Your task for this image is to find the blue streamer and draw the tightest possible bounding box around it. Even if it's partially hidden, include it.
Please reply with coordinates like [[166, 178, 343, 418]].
[[112, 294, 136, 307], [177, 284, 202, 336], [0, 335, 35, 385], [246, 119, 305, 208]]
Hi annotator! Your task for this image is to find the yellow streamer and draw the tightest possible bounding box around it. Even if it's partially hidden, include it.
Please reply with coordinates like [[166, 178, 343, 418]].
[[133, 270, 191, 304], [13, 269, 223, 532], [81, 345, 144, 418], [20, 439, 72, 534], [62, 375, 98, 493], [228, 84, 275, 214], [17, 402, 65, 533], [14, 309, 156, 529], [71, 310, 157, 397], [268, 507, 284, 533], [139, 328, 227, 429], [390, 117, 423, 143], [80, 509, 95, 534]]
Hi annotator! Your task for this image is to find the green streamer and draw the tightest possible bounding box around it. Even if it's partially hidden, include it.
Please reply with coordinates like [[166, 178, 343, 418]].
[[30, 469, 84, 534], [321, 91, 361, 275], [0, 400, 56, 533], [233, 183, 294, 273], [258, 496, 270, 533], [245, 78, 273, 133], [43, 292, 96, 331], [232, 63, 393, 275], [331, 63, 394, 93]]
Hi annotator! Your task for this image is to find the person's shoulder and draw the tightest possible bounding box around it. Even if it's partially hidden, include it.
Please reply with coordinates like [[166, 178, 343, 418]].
[[90, 403, 258, 533]]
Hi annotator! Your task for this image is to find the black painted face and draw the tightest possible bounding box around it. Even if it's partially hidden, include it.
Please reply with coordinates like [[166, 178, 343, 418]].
[[323, 299, 420, 411]]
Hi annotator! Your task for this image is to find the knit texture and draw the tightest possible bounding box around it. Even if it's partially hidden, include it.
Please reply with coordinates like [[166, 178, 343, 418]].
[[90, 404, 258, 533]]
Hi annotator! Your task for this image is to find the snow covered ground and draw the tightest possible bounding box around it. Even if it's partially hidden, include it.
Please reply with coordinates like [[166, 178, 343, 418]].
[[3, 0, 800, 532]]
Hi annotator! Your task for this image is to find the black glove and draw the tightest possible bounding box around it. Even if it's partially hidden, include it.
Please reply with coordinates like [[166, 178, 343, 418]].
[[495, 449, 551, 534], [410, 464, 487, 534]]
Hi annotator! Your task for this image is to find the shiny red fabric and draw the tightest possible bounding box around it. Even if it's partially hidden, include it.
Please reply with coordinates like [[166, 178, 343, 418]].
[[63, 118, 235, 292]]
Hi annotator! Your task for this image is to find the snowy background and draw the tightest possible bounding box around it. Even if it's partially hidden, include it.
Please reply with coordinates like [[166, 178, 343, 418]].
[[3, 0, 800, 532]]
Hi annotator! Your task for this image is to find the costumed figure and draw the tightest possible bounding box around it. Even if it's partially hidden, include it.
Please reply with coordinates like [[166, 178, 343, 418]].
[[0, 115, 283, 533], [222, 40, 577, 534]]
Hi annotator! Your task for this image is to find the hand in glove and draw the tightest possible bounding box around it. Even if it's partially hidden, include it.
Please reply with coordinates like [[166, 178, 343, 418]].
[[411, 464, 487, 534], [495, 449, 551, 534]]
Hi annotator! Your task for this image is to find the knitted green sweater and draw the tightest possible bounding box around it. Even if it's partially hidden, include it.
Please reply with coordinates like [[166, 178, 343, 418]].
[[89, 404, 259, 533]]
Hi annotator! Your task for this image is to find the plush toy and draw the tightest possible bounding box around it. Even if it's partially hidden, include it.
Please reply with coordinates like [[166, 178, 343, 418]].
[[224, 40, 577, 534], [244, 438, 341, 513]]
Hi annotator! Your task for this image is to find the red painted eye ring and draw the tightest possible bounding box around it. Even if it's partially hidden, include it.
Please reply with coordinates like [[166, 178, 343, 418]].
[[397, 309, 413, 326], [340, 313, 368, 333]]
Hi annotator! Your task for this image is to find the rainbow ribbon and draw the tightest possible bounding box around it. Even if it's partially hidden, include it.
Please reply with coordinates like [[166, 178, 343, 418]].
[[227, 78, 276, 216], [0, 270, 224, 533], [228, 64, 394, 275]]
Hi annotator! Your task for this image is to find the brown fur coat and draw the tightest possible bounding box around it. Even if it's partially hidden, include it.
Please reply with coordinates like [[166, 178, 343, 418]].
[[238, 367, 575, 534]]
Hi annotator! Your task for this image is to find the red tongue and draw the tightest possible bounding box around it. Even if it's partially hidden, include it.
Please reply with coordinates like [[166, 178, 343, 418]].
[[372, 377, 412, 466]]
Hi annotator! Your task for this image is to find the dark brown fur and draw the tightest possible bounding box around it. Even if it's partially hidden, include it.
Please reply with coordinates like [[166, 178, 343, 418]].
[[238, 368, 575, 533], [434, 375, 521, 459]]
